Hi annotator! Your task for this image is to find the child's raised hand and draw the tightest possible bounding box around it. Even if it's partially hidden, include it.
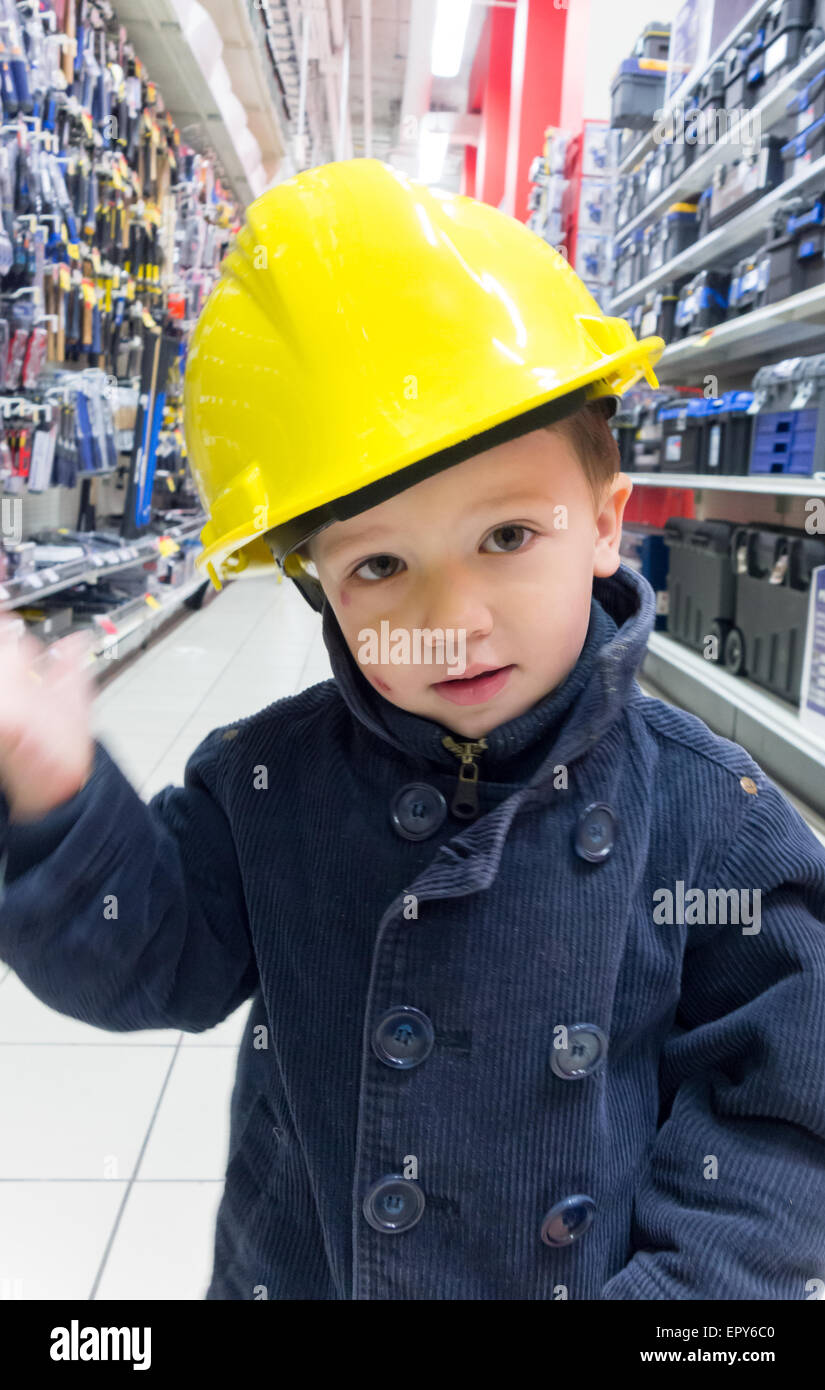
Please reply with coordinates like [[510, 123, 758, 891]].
[[0, 610, 96, 823]]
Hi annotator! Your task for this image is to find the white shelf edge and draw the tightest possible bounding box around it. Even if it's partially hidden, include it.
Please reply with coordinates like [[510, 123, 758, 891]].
[[626, 471, 825, 494], [645, 630, 825, 766], [653, 281, 825, 373]]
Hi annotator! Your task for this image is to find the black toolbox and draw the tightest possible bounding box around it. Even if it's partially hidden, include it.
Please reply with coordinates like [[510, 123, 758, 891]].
[[780, 110, 825, 179], [786, 63, 825, 134], [611, 58, 669, 129], [729, 252, 769, 312], [658, 397, 708, 470], [708, 137, 784, 230], [663, 518, 738, 659], [639, 282, 680, 342], [724, 32, 761, 109], [673, 269, 730, 335], [725, 523, 825, 703], [760, 0, 816, 98], [701, 391, 756, 475]]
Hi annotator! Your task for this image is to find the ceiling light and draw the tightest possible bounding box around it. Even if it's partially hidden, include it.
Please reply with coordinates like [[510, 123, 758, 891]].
[[431, 0, 472, 78]]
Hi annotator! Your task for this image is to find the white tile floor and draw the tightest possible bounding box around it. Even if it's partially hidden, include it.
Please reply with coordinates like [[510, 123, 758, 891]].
[[1, 568, 823, 1301]]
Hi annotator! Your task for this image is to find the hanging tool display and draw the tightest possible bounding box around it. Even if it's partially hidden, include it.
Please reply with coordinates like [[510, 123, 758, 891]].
[[1, 0, 241, 558], [122, 317, 181, 538]]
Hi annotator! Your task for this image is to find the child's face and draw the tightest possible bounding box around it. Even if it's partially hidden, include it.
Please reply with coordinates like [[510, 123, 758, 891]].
[[308, 425, 632, 739]]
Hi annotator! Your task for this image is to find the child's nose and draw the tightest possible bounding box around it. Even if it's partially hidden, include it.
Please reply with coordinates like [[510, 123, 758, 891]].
[[414, 566, 493, 644]]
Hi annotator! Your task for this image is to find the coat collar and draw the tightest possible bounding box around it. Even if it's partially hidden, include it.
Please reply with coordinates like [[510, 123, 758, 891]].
[[320, 561, 655, 781]]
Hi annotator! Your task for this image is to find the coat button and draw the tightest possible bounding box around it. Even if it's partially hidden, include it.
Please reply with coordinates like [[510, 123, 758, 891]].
[[372, 1006, 435, 1068], [550, 1023, 608, 1080], [573, 802, 616, 862], [390, 782, 448, 840], [540, 1194, 596, 1247], [363, 1176, 426, 1233]]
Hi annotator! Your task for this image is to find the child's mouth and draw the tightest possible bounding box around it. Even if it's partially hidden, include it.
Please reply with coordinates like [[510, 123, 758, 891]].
[[431, 664, 515, 706]]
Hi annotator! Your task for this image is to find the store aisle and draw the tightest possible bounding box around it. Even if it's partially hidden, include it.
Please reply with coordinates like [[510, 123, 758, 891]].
[[2, 567, 823, 1302]]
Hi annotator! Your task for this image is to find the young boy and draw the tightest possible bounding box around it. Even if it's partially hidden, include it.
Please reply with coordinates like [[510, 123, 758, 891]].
[[1, 159, 825, 1301]]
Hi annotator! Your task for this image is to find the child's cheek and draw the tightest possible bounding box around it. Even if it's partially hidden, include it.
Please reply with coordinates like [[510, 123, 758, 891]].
[[339, 588, 350, 607], [372, 674, 392, 693]]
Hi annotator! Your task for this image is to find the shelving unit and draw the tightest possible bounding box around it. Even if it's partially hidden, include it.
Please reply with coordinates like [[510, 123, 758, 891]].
[[616, 0, 781, 176], [610, 151, 825, 314], [652, 282, 825, 380], [641, 630, 825, 817], [617, 37, 825, 239]]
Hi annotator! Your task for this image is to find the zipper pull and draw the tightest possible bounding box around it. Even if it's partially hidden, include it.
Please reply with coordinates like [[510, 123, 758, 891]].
[[442, 735, 488, 819]]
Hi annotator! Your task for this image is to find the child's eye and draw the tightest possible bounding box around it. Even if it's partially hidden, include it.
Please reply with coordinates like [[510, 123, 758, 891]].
[[352, 554, 405, 581], [481, 524, 535, 554]]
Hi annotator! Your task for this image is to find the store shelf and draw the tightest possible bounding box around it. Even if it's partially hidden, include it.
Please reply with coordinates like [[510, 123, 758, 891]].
[[641, 631, 825, 817], [653, 281, 825, 380], [617, 39, 825, 240], [0, 519, 206, 611], [626, 470, 825, 493], [617, 0, 778, 176], [91, 572, 210, 669], [610, 151, 825, 314]]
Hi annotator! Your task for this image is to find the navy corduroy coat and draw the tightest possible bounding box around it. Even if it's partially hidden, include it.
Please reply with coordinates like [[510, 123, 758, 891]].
[[2, 560, 825, 1300]]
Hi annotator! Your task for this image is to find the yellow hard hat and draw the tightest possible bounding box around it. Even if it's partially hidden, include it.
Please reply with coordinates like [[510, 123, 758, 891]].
[[183, 157, 663, 611]]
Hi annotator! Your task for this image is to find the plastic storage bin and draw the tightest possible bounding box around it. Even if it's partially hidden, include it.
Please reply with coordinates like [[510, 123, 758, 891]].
[[661, 202, 699, 265], [725, 523, 825, 703], [698, 60, 727, 110], [619, 524, 670, 628], [780, 111, 825, 179], [749, 353, 825, 476], [633, 22, 671, 61], [611, 403, 639, 471], [669, 101, 701, 181], [658, 397, 707, 470], [639, 282, 679, 342], [610, 59, 668, 130], [729, 253, 767, 312], [673, 269, 730, 335], [760, 0, 816, 98], [786, 64, 825, 133], [663, 518, 738, 659], [724, 33, 760, 109], [708, 137, 784, 230], [702, 391, 756, 475]]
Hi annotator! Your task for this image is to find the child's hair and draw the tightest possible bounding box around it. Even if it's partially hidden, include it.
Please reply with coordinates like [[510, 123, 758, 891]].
[[544, 396, 620, 516]]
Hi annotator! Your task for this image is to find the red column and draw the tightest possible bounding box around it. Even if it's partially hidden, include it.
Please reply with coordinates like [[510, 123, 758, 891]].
[[461, 143, 477, 198], [475, 4, 515, 209], [503, 0, 571, 222]]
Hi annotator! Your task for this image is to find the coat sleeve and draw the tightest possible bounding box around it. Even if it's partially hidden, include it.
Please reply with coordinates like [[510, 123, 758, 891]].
[[0, 730, 259, 1033], [601, 771, 825, 1300]]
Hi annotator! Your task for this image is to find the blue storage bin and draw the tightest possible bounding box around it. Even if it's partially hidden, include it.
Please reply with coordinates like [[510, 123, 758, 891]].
[[749, 353, 825, 477], [701, 391, 755, 475]]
